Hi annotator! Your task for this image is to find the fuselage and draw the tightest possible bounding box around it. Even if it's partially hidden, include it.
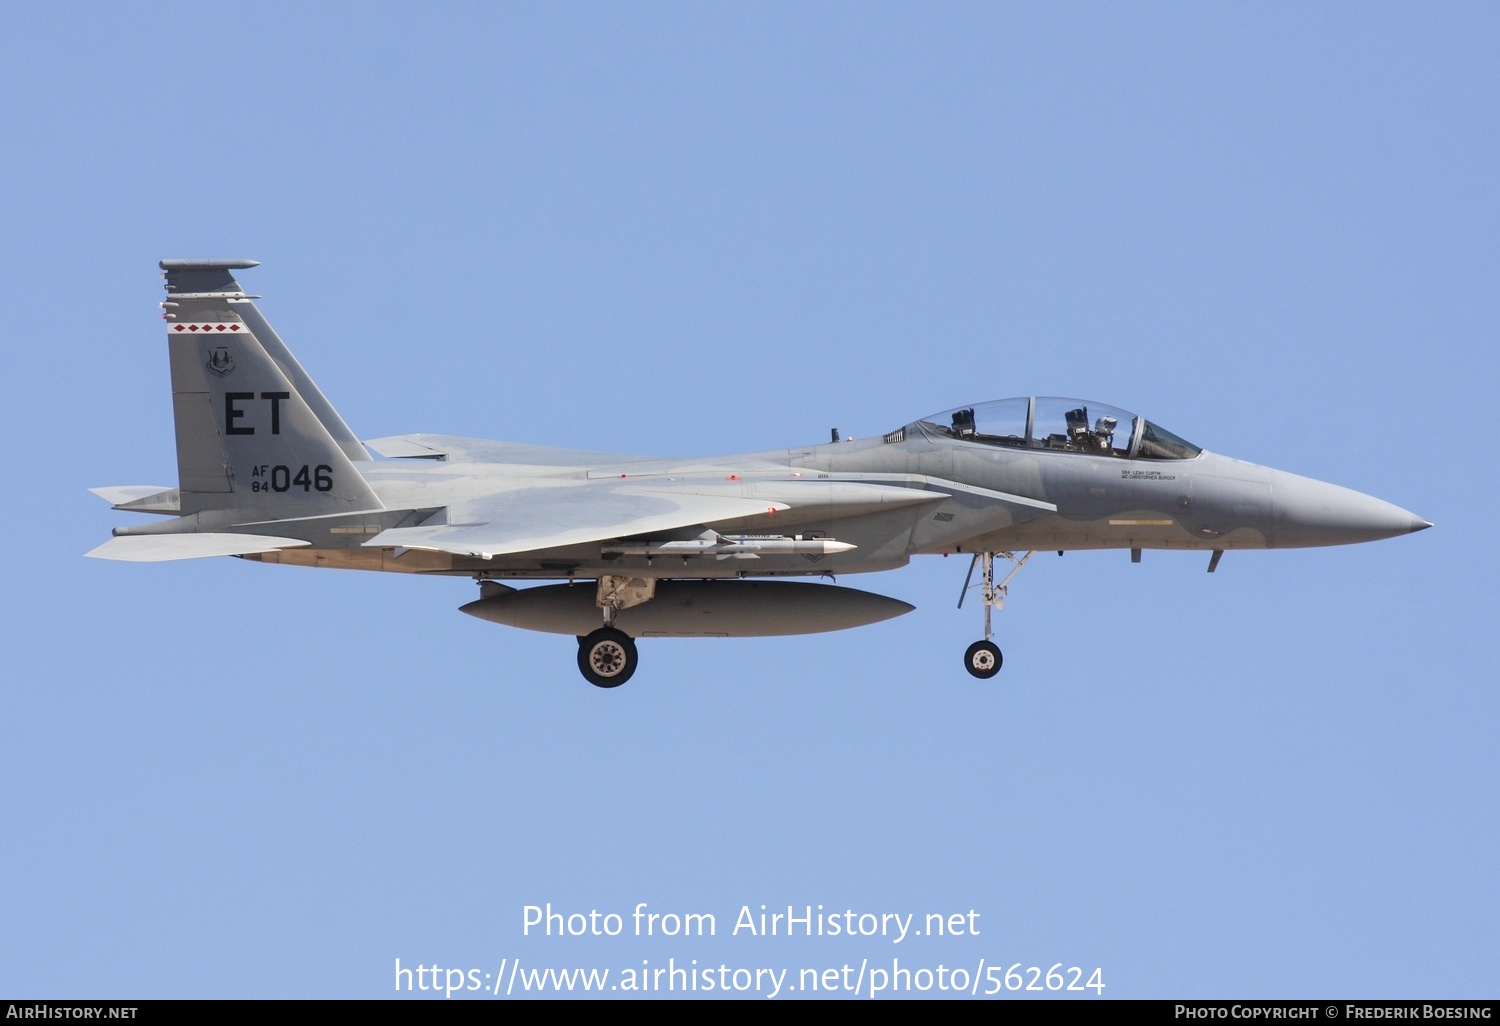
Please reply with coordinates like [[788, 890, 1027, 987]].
[[247, 399, 1428, 579]]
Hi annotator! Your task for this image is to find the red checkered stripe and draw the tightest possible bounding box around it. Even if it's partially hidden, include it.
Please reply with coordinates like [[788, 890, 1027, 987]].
[[169, 323, 250, 333]]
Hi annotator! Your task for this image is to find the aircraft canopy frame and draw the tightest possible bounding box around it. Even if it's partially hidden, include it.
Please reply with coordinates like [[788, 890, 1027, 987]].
[[902, 397, 1202, 461]]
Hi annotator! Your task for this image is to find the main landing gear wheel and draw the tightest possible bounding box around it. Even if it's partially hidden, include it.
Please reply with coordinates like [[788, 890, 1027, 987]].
[[964, 639, 1002, 679], [577, 627, 638, 688]]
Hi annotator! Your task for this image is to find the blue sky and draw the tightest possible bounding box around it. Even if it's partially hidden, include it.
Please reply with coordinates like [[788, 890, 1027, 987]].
[[3, 1, 1495, 999]]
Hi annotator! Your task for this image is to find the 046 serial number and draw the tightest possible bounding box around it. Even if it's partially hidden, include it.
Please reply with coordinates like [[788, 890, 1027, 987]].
[[249, 464, 334, 493]]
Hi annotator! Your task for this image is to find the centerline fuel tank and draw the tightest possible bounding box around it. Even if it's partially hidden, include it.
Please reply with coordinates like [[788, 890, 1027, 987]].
[[460, 579, 914, 638]]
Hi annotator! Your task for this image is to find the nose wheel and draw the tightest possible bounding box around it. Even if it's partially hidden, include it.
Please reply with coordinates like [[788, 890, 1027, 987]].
[[577, 627, 638, 688], [964, 639, 1002, 678], [958, 550, 1031, 679]]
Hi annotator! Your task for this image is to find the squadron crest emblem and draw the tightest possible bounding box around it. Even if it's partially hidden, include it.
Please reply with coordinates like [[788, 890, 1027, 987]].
[[207, 346, 235, 376]]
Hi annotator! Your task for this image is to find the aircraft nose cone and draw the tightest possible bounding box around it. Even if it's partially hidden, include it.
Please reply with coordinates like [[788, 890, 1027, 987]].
[[1271, 470, 1430, 547]]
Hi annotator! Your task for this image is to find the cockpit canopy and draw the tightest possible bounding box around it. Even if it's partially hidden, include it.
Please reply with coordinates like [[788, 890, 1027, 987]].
[[894, 397, 1201, 460]]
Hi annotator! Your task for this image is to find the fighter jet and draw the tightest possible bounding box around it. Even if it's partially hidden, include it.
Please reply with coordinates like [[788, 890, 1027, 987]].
[[89, 260, 1431, 687]]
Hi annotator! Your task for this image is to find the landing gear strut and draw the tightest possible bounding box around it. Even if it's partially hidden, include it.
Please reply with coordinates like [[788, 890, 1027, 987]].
[[958, 550, 1032, 679]]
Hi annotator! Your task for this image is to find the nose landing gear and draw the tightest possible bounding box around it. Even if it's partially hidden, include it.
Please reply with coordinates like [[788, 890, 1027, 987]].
[[958, 550, 1032, 679], [964, 638, 1002, 678]]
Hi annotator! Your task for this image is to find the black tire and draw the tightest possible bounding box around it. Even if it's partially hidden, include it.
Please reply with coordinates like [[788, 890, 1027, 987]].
[[577, 627, 638, 688], [963, 639, 1002, 679]]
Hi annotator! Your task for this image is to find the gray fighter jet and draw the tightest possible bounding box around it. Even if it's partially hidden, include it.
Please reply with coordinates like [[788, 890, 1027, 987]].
[[90, 260, 1431, 687]]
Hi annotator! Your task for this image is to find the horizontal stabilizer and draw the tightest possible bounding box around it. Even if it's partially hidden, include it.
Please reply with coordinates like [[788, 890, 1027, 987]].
[[90, 485, 172, 505], [89, 485, 181, 514], [85, 534, 311, 562]]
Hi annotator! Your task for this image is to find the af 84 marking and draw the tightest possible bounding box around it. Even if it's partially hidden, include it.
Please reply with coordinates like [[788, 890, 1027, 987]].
[[249, 464, 334, 493]]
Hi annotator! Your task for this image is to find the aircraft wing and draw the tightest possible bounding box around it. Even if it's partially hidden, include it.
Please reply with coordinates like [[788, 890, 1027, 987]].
[[365, 480, 791, 558], [364, 433, 648, 466], [362, 476, 949, 559]]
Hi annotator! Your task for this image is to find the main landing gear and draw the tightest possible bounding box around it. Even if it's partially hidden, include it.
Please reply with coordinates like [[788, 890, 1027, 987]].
[[575, 575, 652, 688], [577, 627, 638, 688], [958, 550, 1032, 679]]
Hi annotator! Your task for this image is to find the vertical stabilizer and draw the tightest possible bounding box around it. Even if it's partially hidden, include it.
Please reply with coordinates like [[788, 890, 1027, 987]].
[[160, 260, 369, 462], [159, 260, 382, 519]]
